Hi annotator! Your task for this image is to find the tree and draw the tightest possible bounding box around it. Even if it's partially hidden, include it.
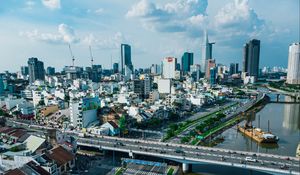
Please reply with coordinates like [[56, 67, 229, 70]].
[[169, 123, 178, 131], [119, 115, 126, 136]]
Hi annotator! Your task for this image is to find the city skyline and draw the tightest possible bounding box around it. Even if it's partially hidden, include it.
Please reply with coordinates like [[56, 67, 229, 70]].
[[0, 0, 299, 72]]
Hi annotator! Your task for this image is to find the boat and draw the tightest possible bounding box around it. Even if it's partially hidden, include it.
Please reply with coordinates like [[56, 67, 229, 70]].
[[237, 123, 279, 143], [296, 143, 300, 158]]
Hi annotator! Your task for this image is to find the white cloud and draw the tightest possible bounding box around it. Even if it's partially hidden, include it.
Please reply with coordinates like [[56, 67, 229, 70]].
[[214, 0, 264, 33], [41, 0, 61, 10], [19, 23, 79, 44], [82, 32, 126, 50], [126, 0, 208, 34], [94, 8, 104, 15]]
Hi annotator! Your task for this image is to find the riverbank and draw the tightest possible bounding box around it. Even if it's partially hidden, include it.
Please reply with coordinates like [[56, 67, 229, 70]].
[[214, 94, 300, 157], [194, 94, 270, 145]]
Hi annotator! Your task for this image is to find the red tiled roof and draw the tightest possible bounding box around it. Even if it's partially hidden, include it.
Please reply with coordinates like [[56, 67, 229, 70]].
[[108, 121, 119, 129], [26, 161, 50, 175], [0, 127, 14, 134], [46, 146, 74, 167], [9, 129, 27, 138], [4, 168, 25, 175]]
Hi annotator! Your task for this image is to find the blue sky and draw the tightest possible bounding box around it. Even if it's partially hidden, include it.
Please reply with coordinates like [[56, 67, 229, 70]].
[[0, 0, 299, 72]]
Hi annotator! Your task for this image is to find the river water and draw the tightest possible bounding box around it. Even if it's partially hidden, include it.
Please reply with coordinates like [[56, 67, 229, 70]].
[[191, 94, 300, 175], [215, 94, 300, 157]]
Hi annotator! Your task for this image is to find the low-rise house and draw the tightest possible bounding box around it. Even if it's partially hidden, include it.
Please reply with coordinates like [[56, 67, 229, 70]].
[[101, 121, 120, 136], [45, 146, 75, 174]]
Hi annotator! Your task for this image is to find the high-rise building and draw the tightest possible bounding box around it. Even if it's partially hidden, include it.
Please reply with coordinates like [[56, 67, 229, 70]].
[[286, 43, 300, 84], [121, 44, 133, 75], [0, 76, 4, 95], [202, 31, 215, 74], [46, 67, 55, 76], [190, 64, 201, 81], [133, 77, 151, 98], [229, 63, 239, 75], [113, 63, 119, 74], [150, 64, 159, 74], [209, 67, 217, 85], [27, 57, 45, 83], [162, 57, 177, 79], [64, 66, 83, 80], [243, 39, 260, 80], [181, 52, 194, 74], [205, 59, 216, 79], [91, 65, 102, 82], [21, 66, 29, 76]]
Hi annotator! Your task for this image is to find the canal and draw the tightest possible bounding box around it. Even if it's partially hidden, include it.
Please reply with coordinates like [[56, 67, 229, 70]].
[[214, 94, 300, 157]]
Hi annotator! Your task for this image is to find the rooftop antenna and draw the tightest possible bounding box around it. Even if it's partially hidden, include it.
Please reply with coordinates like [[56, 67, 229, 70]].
[[89, 45, 94, 67], [68, 44, 75, 67]]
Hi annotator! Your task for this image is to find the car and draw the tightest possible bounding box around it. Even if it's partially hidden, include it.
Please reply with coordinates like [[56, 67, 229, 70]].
[[245, 157, 257, 162], [160, 150, 166, 154], [271, 162, 276, 165], [116, 142, 125, 146], [284, 157, 290, 161], [280, 165, 289, 170], [220, 156, 225, 161], [175, 149, 184, 154]]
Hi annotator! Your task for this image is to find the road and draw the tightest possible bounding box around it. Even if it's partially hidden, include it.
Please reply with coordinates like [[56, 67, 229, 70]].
[[76, 135, 300, 175], [6, 118, 300, 174]]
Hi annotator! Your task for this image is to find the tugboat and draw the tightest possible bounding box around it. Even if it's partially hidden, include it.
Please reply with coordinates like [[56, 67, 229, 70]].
[[296, 142, 300, 158], [238, 121, 279, 143]]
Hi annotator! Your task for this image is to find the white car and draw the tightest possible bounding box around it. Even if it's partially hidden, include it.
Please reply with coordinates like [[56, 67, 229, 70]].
[[245, 157, 257, 162]]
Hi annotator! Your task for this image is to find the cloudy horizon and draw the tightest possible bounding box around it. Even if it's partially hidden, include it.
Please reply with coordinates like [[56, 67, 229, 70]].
[[0, 0, 299, 72]]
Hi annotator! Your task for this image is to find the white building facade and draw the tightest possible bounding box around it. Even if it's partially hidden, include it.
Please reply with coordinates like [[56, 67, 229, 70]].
[[287, 43, 300, 84]]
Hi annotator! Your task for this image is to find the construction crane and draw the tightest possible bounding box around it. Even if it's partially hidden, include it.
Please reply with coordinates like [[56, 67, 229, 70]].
[[68, 44, 75, 67], [89, 45, 94, 67]]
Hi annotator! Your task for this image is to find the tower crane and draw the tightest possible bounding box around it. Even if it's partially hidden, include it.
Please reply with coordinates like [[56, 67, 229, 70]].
[[68, 44, 75, 67], [89, 45, 94, 67]]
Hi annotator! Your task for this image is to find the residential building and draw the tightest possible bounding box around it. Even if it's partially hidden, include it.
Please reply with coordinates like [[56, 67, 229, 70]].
[[101, 121, 120, 136], [16, 101, 34, 119], [27, 58, 45, 83], [32, 90, 44, 107], [133, 77, 151, 98], [162, 57, 177, 79], [158, 79, 171, 94], [45, 146, 75, 174], [70, 97, 100, 128], [286, 42, 300, 84], [181, 52, 194, 74], [243, 39, 260, 80]]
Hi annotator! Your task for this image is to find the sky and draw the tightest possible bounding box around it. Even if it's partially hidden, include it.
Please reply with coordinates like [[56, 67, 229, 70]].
[[0, 0, 299, 72]]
